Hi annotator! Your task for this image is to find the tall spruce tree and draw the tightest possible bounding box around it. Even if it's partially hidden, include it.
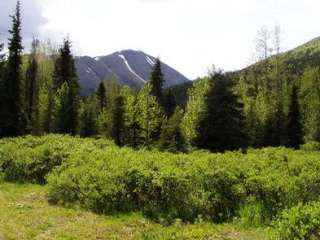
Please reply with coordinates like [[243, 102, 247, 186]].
[[287, 85, 303, 149], [52, 39, 79, 135], [110, 95, 125, 146], [163, 89, 177, 118], [195, 73, 247, 152], [149, 58, 165, 106], [96, 81, 107, 112], [263, 101, 286, 147], [79, 97, 98, 137], [0, 37, 5, 136], [25, 38, 39, 134], [2, 1, 25, 136], [0, 38, 4, 72]]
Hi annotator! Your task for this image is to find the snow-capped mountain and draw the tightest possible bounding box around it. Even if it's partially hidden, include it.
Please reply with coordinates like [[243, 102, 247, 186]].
[[75, 50, 190, 95]]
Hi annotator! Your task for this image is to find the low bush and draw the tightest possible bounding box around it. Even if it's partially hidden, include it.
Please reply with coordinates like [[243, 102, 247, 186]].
[[2, 136, 320, 225], [273, 202, 320, 240], [0, 135, 113, 184], [301, 141, 320, 151], [47, 145, 320, 223]]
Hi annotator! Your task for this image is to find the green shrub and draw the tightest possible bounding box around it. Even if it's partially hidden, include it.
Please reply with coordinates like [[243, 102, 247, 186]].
[[2, 136, 320, 225], [301, 141, 320, 151], [273, 202, 320, 240], [0, 135, 113, 184]]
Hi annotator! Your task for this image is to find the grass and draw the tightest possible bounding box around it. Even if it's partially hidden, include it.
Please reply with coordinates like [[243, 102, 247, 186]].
[[0, 182, 270, 240]]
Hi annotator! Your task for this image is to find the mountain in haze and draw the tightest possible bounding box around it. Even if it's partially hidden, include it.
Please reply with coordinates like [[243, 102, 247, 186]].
[[75, 50, 190, 95]]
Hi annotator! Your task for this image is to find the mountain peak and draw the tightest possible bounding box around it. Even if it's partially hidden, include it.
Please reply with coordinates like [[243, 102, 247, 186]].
[[75, 50, 190, 95]]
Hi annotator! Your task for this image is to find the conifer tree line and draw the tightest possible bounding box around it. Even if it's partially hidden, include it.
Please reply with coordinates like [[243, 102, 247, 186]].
[[0, 2, 311, 152]]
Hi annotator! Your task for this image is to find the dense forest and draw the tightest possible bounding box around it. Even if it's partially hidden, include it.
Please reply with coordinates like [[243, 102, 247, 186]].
[[1, 2, 317, 153]]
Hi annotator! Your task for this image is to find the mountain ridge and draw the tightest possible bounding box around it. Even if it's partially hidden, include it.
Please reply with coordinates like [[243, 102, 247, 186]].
[[75, 50, 190, 95]]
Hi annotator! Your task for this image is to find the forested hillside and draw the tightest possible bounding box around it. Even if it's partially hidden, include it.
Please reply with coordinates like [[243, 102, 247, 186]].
[[170, 34, 320, 149], [0, 2, 319, 152]]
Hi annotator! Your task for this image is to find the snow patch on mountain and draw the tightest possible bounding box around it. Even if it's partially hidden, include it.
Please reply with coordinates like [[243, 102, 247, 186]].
[[86, 67, 93, 74], [118, 54, 146, 83], [146, 56, 155, 66]]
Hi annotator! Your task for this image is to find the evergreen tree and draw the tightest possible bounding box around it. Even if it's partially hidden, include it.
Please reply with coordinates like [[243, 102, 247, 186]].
[[263, 101, 286, 147], [149, 58, 165, 106], [43, 88, 54, 133], [137, 83, 164, 146], [0, 37, 5, 136], [53, 82, 70, 133], [110, 95, 125, 146], [25, 38, 39, 134], [96, 81, 107, 112], [287, 85, 303, 149], [0, 38, 4, 72], [195, 73, 247, 152], [53, 39, 77, 89], [96, 80, 121, 138], [163, 89, 177, 118], [2, 1, 25, 136], [52, 39, 79, 135], [79, 97, 98, 137], [159, 107, 185, 152]]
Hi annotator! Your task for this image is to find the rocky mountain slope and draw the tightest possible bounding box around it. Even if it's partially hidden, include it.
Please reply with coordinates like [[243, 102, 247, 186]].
[[75, 50, 190, 95]]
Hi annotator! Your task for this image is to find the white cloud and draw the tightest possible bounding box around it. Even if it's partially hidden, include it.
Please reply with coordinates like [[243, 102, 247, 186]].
[[3, 0, 320, 79], [0, 0, 47, 46]]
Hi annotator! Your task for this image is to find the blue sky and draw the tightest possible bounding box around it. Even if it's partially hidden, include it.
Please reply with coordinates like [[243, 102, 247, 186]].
[[1, 0, 319, 79]]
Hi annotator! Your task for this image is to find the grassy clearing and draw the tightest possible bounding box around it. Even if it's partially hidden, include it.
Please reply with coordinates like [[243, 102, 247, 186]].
[[0, 182, 269, 240]]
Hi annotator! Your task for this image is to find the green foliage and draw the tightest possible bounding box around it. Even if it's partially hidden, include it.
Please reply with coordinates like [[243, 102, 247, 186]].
[[25, 39, 40, 135], [273, 202, 320, 240], [45, 146, 320, 223], [159, 107, 185, 152], [0, 182, 270, 240], [96, 81, 107, 112], [121, 87, 141, 148], [96, 80, 122, 138], [52, 39, 79, 135], [301, 141, 320, 151], [163, 89, 177, 118], [110, 95, 125, 146], [136, 84, 164, 146], [1, 1, 26, 136], [195, 73, 247, 152], [53, 82, 70, 132], [181, 78, 210, 147], [300, 67, 320, 142], [149, 58, 165, 106], [1, 136, 320, 226], [238, 201, 269, 228], [0, 135, 113, 184], [79, 97, 98, 137], [287, 85, 303, 149]]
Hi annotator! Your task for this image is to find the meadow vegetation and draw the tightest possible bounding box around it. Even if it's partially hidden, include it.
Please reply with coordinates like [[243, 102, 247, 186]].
[[1, 135, 320, 239]]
